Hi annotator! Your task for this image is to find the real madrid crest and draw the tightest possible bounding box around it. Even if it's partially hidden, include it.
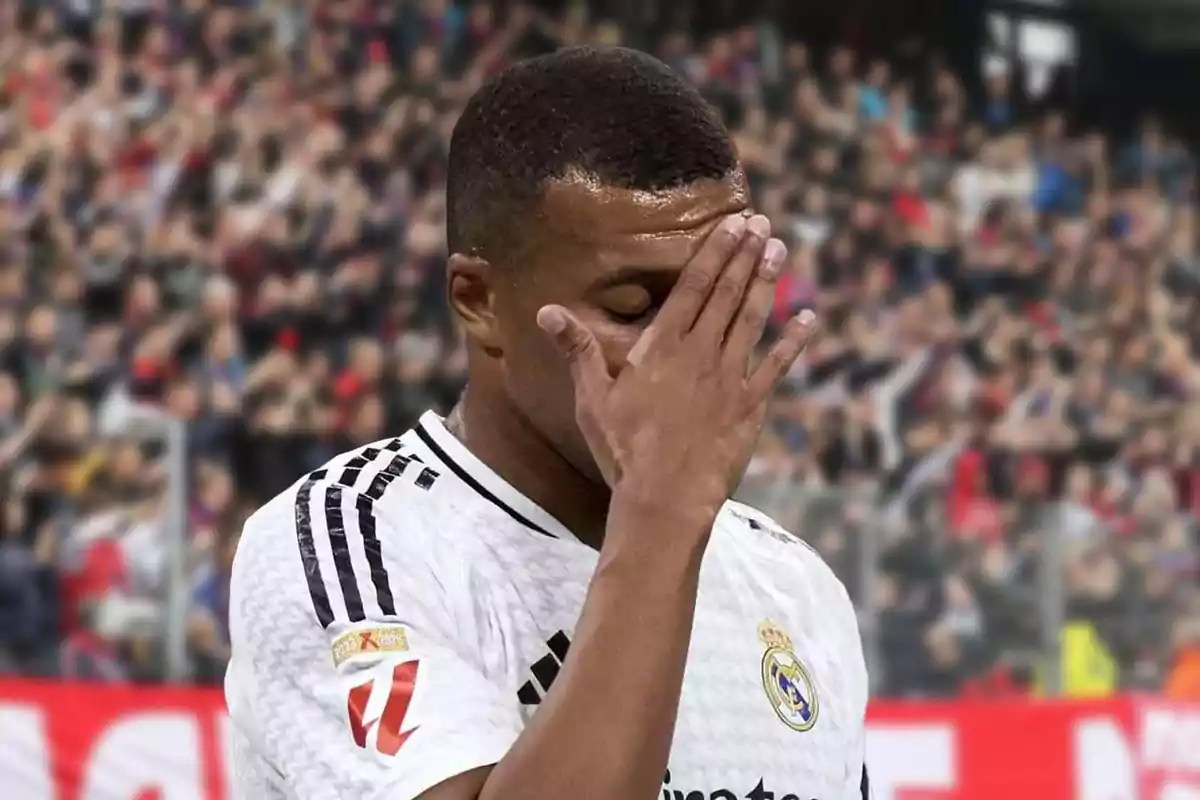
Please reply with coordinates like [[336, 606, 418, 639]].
[[758, 619, 819, 732]]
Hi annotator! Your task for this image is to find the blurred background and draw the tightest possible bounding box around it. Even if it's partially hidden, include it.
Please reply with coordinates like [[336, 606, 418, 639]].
[[1, 0, 1199, 797]]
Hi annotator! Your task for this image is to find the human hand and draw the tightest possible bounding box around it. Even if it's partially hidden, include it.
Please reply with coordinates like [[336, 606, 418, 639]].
[[538, 214, 818, 527]]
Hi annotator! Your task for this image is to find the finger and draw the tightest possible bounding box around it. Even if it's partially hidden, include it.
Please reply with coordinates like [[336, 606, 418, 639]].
[[537, 305, 610, 394], [625, 317, 654, 367], [722, 237, 787, 363], [649, 214, 748, 338], [746, 309, 818, 401], [691, 214, 771, 344]]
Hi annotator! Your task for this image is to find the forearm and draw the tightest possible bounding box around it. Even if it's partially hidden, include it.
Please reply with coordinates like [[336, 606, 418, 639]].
[[479, 497, 710, 800]]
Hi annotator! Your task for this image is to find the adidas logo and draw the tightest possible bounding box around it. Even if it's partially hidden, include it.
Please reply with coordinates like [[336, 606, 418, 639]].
[[517, 630, 571, 705]]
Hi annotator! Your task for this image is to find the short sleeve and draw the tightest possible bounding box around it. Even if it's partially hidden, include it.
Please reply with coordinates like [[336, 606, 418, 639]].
[[226, 484, 524, 800]]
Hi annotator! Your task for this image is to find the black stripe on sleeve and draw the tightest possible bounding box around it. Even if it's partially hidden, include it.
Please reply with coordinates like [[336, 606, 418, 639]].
[[323, 483, 366, 623], [861, 765, 870, 799], [517, 681, 541, 705], [547, 630, 571, 661], [298, 442, 419, 628], [349, 449, 416, 618], [355, 493, 396, 616], [364, 453, 413, 501], [338, 447, 381, 489], [337, 438, 405, 488], [414, 466, 439, 490], [294, 469, 334, 628], [530, 653, 561, 692]]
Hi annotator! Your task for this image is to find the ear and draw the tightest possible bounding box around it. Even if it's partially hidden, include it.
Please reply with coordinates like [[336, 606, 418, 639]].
[[447, 253, 503, 354]]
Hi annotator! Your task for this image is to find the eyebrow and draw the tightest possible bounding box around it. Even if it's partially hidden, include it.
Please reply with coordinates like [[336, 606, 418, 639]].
[[589, 205, 754, 291]]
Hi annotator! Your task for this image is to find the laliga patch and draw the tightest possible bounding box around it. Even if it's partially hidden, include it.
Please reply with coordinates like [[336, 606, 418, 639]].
[[332, 625, 410, 668]]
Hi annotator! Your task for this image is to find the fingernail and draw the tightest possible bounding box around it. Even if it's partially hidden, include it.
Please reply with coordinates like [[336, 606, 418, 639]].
[[798, 309, 817, 326], [537, 306, 566, 334], [721, 214, 748, 239], [747, 214, 771, 240], [762, 238, 787, 276]]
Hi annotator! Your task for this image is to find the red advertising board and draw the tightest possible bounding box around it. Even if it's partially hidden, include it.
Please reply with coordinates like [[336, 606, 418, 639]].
[[0, 680, 1197, 800], [1133, 700, 1200, 800]]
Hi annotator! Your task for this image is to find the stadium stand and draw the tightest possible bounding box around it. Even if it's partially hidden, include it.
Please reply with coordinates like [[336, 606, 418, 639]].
[[0, 0, 1197, 705]]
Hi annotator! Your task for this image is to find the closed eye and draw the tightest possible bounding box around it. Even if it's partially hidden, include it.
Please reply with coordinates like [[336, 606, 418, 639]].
[[597, 282, 664, 326], [605, 306, 658, 325]]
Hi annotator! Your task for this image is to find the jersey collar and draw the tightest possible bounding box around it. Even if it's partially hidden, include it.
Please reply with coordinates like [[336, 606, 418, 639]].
[[414, 411, 583, 545]]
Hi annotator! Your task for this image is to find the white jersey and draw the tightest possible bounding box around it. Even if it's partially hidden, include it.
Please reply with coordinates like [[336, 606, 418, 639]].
[[226, 411, 870, 800]]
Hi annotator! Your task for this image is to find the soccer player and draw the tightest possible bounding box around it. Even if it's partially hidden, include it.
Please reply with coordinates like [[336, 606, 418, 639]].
[[226, 46, 869, 800]]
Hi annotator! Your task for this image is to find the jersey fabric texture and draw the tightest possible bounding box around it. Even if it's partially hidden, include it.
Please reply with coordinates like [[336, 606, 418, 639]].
[[226, 411, 870, 800]]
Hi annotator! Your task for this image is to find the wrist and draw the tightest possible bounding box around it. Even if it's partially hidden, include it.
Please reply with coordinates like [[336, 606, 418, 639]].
[[608, 481, 720, 545], [612, 463, 726, 514], [597, 492, 712, 588]]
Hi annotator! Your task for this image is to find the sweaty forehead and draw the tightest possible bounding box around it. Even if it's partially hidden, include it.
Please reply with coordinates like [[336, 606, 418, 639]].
[[531, 171, 750, 278]]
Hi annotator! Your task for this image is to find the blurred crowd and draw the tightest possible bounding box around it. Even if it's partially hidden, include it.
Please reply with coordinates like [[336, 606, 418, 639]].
[[0, 0, 1197, 700]]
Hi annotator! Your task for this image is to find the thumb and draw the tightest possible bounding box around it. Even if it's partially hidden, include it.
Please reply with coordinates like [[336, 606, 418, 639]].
[[537, 305, 607, 388]]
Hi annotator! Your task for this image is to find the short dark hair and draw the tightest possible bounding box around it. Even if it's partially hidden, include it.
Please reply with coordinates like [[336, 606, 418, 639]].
[[446, 45, 738, 256]]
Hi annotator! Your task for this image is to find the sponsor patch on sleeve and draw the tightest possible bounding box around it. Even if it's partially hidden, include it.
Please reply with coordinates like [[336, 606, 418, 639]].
[[332, 625, 410, 668]]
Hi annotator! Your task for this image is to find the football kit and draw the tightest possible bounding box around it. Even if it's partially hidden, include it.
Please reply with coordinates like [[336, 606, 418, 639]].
[[226, 411, 870, 799]]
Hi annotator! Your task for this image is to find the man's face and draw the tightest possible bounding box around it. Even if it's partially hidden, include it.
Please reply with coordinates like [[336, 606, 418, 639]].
[[485, 173, 749, 483]]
